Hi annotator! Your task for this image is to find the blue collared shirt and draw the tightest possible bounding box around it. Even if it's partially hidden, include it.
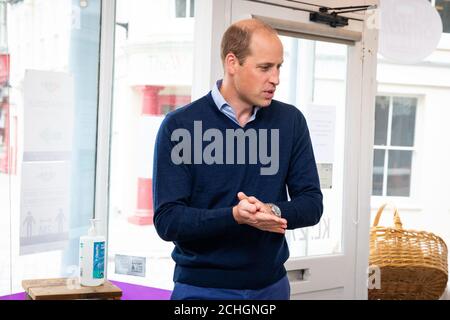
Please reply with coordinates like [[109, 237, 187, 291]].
[[211, 79, 260, 127]]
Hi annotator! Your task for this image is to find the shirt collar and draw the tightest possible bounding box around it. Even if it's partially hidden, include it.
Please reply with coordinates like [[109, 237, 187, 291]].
[[211, 79, 261, 115], [211, 79, 228, 111]]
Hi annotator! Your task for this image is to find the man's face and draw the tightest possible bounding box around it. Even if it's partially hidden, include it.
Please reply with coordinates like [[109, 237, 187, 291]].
[[233, 30, 283, 108]]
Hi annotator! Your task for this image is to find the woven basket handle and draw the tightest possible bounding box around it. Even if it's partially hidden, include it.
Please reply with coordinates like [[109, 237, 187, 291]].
[[372, 203, 403, 229]]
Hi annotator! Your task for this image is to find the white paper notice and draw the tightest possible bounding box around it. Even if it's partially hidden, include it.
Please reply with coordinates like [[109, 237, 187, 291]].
[[317, 163, 333, 189], [20, 161, 70, 255], [306, 104, 336, 189], [306, 104, 336, 164], [23, 70, 74, 159]]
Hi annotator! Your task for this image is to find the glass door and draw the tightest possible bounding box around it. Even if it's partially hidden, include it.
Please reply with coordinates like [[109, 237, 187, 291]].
[[277, 36, 347, 259], [223, 0, 377, 299]]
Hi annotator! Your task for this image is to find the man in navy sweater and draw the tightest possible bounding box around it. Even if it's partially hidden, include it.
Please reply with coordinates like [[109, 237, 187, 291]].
[[153, 18, 323, 300]]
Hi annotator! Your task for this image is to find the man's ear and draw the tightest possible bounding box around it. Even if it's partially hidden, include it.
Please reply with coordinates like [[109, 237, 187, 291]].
[[224, 53, 239, 75]]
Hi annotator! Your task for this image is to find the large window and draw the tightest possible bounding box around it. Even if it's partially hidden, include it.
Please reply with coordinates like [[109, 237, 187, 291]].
[[372, 96, 417, 197], [0, 0, 102, 296], [107, 0, 194, 290]]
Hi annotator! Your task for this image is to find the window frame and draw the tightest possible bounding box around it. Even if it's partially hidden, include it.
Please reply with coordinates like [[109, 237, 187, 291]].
[[95, 0, 116, 246], [372, 93, 423, 206]]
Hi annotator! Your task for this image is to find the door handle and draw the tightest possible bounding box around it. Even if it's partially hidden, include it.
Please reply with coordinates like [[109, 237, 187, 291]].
[[288, 268, 311, 282]]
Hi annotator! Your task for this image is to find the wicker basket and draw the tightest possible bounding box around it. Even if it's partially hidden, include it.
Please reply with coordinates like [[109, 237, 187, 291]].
[[368, 203, 448, 300]]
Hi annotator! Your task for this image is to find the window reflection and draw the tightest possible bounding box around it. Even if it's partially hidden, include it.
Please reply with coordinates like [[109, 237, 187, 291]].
[[391, 97, 417, 147], [374, 96, 389, 146], [372, 149, 385, 196], [387, 150, 413, 197]]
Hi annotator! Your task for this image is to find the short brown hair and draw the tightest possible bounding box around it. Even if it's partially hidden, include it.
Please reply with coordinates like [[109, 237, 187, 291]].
[[220, 19, 277, 65]]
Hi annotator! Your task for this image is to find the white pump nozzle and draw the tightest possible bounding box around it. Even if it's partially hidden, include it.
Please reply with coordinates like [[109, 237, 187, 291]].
[[88, 219, 101, 236]]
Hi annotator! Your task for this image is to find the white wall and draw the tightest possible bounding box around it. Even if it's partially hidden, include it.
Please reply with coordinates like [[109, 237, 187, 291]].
[[371, 35, 450, 281]]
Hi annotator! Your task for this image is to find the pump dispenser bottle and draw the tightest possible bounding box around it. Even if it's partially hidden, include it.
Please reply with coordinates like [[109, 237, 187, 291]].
[[79, 219, 106, 286]]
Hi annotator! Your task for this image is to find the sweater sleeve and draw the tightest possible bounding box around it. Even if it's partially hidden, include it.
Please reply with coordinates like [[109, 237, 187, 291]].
[[152, 116, 237, 242], [274, 111, 324, 229]]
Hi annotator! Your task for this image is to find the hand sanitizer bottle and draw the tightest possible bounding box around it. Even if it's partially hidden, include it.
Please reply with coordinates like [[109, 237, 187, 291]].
[[79, 219, 106, 286]]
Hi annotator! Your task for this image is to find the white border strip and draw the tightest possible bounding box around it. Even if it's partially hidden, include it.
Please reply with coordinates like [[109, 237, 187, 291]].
[[95, 0, 116, 275]]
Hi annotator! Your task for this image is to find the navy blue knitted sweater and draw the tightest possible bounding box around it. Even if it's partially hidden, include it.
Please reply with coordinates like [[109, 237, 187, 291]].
[[153, 92, 323, 289]]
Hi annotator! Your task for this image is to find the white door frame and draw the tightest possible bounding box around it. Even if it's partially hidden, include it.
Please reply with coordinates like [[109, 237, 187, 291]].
[[193, 0, 378, 299]]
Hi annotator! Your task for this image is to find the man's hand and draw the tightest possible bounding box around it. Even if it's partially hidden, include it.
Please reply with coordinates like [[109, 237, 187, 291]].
[[232, 192, 287, 234]]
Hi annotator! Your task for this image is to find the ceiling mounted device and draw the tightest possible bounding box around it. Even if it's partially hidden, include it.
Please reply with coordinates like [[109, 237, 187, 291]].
[[310, 5, 377, 28]]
